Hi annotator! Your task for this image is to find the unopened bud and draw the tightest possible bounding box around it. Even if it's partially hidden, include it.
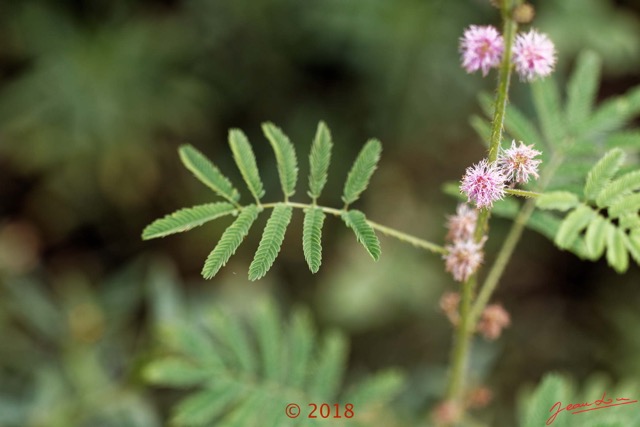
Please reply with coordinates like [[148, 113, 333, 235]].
[[513, 3, 535, 24]]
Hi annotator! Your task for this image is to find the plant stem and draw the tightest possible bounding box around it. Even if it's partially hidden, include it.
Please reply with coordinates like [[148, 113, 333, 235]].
[[504, 188, 540, 198], [444, 0, 520, 418], [260, 201, 447, 254]]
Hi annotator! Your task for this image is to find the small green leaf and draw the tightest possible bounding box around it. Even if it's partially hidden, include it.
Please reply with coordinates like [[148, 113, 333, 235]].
[[606, 224, 629, 273], [342, 139, 382, 205], [229, 129, 265, 202], [342, 209, 381, 260], [142, 203, 237, 240], [469, 114, 490, 147], [566, 50, 601, 129], [584, 148, 625, 201], [626, 230, 640, 264], [302, 207, 325, 273], [262, 122, 298, 198], [248, 204, 292, 281], [536, 191, 580, 211], [308, 332, 347, 401], [288, 308, 315, 389], [584, 215, 608, 260], [253, 300, 284, 382], [608, 193, 640, 218], [620, 213, 640, 230], [143, 358, 209, 387], [308, 121, 333, 200], [555, 205, 594, 250], [173, 383, 242, 426], [179, 145, 240, 203], [596, 170, 640, 207], [532, 78, 566, 144], [201, 205, 260, 279]]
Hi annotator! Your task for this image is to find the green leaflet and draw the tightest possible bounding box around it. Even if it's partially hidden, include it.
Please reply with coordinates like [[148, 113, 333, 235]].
[[143, 358, 209, 388], [627, 230, 640, 264], [288, 309, 315, 390], [342, 209, 381, 261], [201, 205, 260, 279], [308, 121, 333, 200], [302, 207, 325, 273], [308, 332, 347, 401], [596, 169, 640, 207], [229, 129, 265, 202], [536, 191, 580, 212], [606, 224, 629, 273], [608, 193, 640, 218], [253, 301, 283, 382], [584, 215, 608, 260], [173, 382, 243, 426], [248, 204, 292, 281], [262, 122, 298, 199], [518, 374, 571, 427], [469, 114, 491, 147], [581, 86, 640, 137], [566, 50, 601, 130], [342, 139, 382, 205], [179, 145, 240, 203], [583, 148, 625, 201], [555, 205, 594, 250], [142, 202, 237, 240]]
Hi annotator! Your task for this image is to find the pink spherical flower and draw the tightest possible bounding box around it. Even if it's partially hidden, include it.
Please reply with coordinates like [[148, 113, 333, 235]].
[[446, 203, 478, 242], [460, 159, 507, 209], [498, 140, 542, 183], [477, 304, 511, 340], [444, 239, 484, 283], [460, 25, 504, 76], [513, 29, 556, 81]]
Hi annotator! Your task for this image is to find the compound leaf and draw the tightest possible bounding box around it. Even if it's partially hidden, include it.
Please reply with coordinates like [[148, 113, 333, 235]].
[[201, 205, 260, 279], [142, 203, 237, 240], [566, 50, 601, 129], [302, 207, 325, 273], [308, 121, 333, 200], [248, 204, 292, 281], [262, 122, 298, 198], [229, 129, 265, 202], [342, 209, 381, 261], [555, 205, 594, 250], [342, 139, 382, 205], [583, 148, 625, 201]]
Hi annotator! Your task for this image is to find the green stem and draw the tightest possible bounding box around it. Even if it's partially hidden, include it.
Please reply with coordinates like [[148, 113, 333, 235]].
[[444, 0, 520, 417], [505, 188, 541, 198], [260, 201, 447, 254]]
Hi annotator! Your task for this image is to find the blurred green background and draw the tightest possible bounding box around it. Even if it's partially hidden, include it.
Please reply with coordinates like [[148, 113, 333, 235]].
[[1, 0, 640, 425]]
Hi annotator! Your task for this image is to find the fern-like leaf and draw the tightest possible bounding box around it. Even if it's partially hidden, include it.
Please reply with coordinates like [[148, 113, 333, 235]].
[[532, 78, 566, 145], [596, 170, 640, 207], [608, 193, 640, 218], [201, 205, 260, 279], [308, 332, 347, 401], [308, 121, 333, 200], [584, 214, 608, 260], [566, 50, 601, 129], [583, 148, 625, 201], [142, 203, 237, 240], [248, 204, 292, 281], [262, 122, 298, 199], [342, 139, 382, 205], [302, 207, 325, 273], [229, 129, 265, 202], [342, 209, 381, 260], [179, 145, 240, 203]]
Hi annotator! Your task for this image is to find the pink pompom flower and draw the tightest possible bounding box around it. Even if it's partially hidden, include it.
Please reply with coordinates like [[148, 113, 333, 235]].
[[444, 239, 485, 283], [513, 29, 556, 81], [460, 159, 507, 209], [498, 140, 542, 184], [460, 25, 504, 76], [477, 304, 511, 340]]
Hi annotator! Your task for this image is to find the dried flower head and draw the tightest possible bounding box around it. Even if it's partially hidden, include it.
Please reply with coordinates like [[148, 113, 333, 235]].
[[513, 29, 556, 81], [498, 140, 542, 183], [460, 159, 507, 209], [444, 239, 485, 282], [477, 304, 511, 340], [460, 25, 504, 76], [446, 204, 478, 242], [439, 292, 461, 326]]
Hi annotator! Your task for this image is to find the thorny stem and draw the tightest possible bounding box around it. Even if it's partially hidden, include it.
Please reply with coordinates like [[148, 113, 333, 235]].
[[259, 202, 447, 254], [445, 0, 521, 418]]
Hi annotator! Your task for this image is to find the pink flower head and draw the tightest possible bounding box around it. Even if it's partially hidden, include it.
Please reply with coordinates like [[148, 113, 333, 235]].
[[460, 25, 504, 76], [513, 29, 556, 81], [446, 203, 478, 242], [477, 304, 511, 340], [439, 292, 461, 326], [460, 159, 507, 209], [498, 140, 542, 183], [444, 239, 484, 282]]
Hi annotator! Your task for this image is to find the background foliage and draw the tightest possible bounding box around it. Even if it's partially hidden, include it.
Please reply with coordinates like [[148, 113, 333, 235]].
[[2, 0, 640, 425]]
